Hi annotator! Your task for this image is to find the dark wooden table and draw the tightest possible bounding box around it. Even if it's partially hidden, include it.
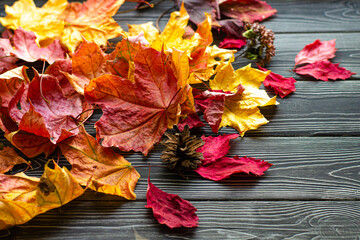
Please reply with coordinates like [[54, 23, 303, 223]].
[[1, 0, 360, 239]]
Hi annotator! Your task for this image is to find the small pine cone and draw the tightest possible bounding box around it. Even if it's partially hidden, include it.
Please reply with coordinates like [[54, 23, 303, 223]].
[[161, 125, 204, 172]]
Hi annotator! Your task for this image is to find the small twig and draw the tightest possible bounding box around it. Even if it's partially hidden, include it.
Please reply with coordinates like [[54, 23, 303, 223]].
[[39, 59, 50, 103], [156, 6, 175, 33]]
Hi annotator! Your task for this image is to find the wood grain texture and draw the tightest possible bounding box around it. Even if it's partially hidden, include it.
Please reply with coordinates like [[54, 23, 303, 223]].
[[78, 80, 360, 137], [2, 201, 360, 240], [5, 137, 360, 201]]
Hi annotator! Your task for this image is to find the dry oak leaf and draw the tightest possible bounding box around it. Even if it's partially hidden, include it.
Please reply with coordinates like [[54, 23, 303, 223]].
[[294, 60, 355, 81], [60, 127, 140, 200], [85, 47, 190, 155], [146, 176, 199, 229], [210, 61, 277, 135], [0, 161, 85, 230], [0, 146, 29, 174], [0, 0, 68, 47], [60, 0, 125, 52], [295, 39, 336, 66], [258, 64, 296, 98], [195, 156, 272, 181], [8, 28, 66, 64]]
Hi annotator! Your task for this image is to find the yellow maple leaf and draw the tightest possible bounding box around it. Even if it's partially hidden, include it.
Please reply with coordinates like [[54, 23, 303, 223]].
[[61, 0, 125, 52], [124, 3, 235, 83], [0, 161, 84, 230], [0, 0, 67, 47], [210, 62, 278, 135]]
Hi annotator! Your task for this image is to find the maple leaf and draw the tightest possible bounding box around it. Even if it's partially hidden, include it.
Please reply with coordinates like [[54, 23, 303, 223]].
[[60, 0, 125, 52], [0, 161, 85, 230], [257, 64, 296, 98], [177, 113, 205, 131], [196, 134, 239, 165], [7, 28, 66, 64], [219, 0, 277, 23], [125, 4, 235, 82], [195, 156, 272, 181], [0, 0, 68, 47], [219, 36, 247, 49], [63, 39, 108, 95], [60, 127, 140, 200], [146, 176, 199, 228], [0, 66, 29, 109], [5, 130, 56, 158], [8, 70, 87, 144], [85, 47, 189, 155], [294, 60, 356, 81], [0, 146, 29, 174], [210, 61, 277, 135], [194, 86, 244, 132], [295, 39, 336, 66]]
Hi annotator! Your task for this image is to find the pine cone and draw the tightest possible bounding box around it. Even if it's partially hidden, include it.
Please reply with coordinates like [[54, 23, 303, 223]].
[[161, 125, 204, 172]]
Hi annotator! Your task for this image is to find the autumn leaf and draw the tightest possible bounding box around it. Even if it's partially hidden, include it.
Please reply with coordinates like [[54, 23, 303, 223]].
[[8, 70, 87, 144], [5, 130, 56, 158], [257, 64, 296, 98], [194, 86, 244, 132], [0, 0, 68, 47], [60, 0, 125, 52], [177, 113, 205, 131], [125, 4, 236, 82], [60, 127, 140, 200], [295, 39, 336, 66], [85, 47, 189, 155], [196, 134, 240, 165], [0, 146, 29, 174], [8, 28, 66, 64], [146, 176, 198, 228], [63, 39, 108, 95], [195, 156, 272, 181], [210, 62, 277, 135], [220, 0, 277, 23], [294, 60, 356, 81], [0, 66, 28, 109], [0, 161, 84, 230]]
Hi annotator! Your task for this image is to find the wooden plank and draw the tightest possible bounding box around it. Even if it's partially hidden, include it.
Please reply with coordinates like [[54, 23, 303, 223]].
[[6, 137, 360, 201], [76, 80, 360, 137], [3, 200, 360, 239]]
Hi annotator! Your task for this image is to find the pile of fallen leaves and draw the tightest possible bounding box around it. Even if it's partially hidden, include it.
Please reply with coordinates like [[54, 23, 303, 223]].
[[0, 0, 355, 230]]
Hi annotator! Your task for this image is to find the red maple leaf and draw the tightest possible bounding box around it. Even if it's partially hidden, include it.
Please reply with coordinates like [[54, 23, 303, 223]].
[[258, 64, 296, 98], [1, 28, 66, 64], [146, 176, 199, 228], [196, 133, 240, 165], [195, 156, 272, 181], [295, 39, 336, 66], [85, 47, 189, 155], [294, 60, 356, 81]]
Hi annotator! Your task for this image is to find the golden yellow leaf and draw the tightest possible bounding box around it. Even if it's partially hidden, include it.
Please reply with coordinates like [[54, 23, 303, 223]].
[[128, 22, 159, 43], [60, 0, 125, 52], [210, 62, 278, 135], [0, 0, 67, 47], [0, 161, 84, 230]]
